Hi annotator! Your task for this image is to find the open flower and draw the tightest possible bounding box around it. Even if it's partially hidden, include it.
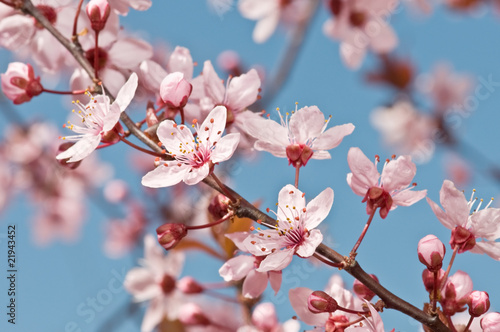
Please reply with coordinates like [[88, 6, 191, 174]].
[[347, 147, 427, 218], [243, 105, 354, 167], [141, 105, 240, 188], [427, 180, 500, 260], [56, 73, 138, 163], [242, 184, 333, 272]]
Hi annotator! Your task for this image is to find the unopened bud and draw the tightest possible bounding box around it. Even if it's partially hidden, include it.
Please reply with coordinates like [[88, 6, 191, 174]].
[[468, 291, 490, 317], [57, 142, 82, 169], [481, 312, 500, 332], [86, 0, 111, 32], [308, 291, 338, 314], [1, 62, 43, 105], [441, 270, 473, 316], [422, 269, 445, 294], [160, 72, 192, 108], [353, 274, 379, 301], [178, 277, 204, 294], [208, 194, 230, 221], [418, 234, 446, 272], [178, 303, 211, 326], [156, 223, 187, 250]]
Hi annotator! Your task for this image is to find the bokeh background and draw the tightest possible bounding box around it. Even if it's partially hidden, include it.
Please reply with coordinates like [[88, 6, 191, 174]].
[[1, 1, 500, 331]]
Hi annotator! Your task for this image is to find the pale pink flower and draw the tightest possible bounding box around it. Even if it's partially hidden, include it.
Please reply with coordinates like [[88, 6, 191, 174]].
[[219, 232, 282, 298], [242, 184, 333, 272], [238, 0, 311, 43], [347, 147, 427, 218], [323, 0, 399, 69], [427, 180, 500, 260], [352, 301, 385, 332], [371, 100, 437, 163], [243, 105, 354, 167], [141, 106, 240, 188], [481, 312, 500, 332], [104, 204, 145, 258], [289, 275, 364, 330], [107, 0, 152, 15], [237, 302, 300, 332], [124, 235, 185, 332], [57, 73, 138, 163], [440, 270, 473, 316], [1, 62, 43, 104], [416, 63, 473, 112]]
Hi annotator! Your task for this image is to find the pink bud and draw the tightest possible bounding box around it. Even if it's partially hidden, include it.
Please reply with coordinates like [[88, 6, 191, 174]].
[[217, 50, 242, 76], [1, 62, 43, 104], [86, 0, 110, 32], [178, 303, 211, 326], [353, 274, 379, 301], [441, 270, 473, 316], [160, 72, 192, 108], [308, 291, 338, 314], [468, 291, 490, 317], [156, 223, 188, 250], [208, 194, 230, 221], [178, 277, 204, 294], [481, 312, 500, 332], [422, 269, 445, 294], [418, 234, 446, 272], [56, 143, 82, 169], [103, 180, 128, 203]]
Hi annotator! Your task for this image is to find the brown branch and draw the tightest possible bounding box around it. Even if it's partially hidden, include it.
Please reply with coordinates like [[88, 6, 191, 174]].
[[20, 0, 163, 154]]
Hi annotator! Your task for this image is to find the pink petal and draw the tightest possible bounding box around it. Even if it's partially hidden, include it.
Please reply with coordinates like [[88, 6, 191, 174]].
[[471, 241, 500, 260], [289, 106, 325, 144], [99, 68, 126, 96], [102, 103, 121, 132], [268, 270, 282, 294], [426, 197, 456, 230], [141, 296, 164, 332], [238, 0, 278, 19], [183, 163, 210, 185], [156, 121, 195, 156], [304, 187, 334, 230], [252, 302, 279, 329], [162, 250, 185, 278], [167, 46, 193, 79], [56, 135, 101, 163], [123, 267, 158, 302], [313, 123, 355, 150], [225, 232, 250, 251], [242, 269, 268, 298], [243, 230, 283, 256], [211, 133, 240, 163], [240, 111, 289, 146], [311, 150, 331, 160], [289, 287, 329, 326], [226, 69, 261, 111], [369, 22, 398, 54], [219, 255, 255, 281], [277, 185, 306, 222], [392, 189, 427, 207], [296, 229, 323, 257], [141, 163, 189, 188], [347, 147, 380, 191], [440, 180, 470, 227], [256, 249, 294, 272], [113, 72, 138, 113], [108, 38, 153, 69], [363, 300, 385, 331], [470, 208, 500, 240], [340, 42, 366, 70], [202, 60, 225, 103], [196, 105, 227, 144], [254, 141, 287, 157], [253, 11, 280, 43], [380, 155, 416, 192]]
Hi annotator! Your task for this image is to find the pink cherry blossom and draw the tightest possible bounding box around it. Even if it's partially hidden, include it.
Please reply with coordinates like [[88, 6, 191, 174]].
[[104, 204, 145, 258], [440, 270, 473, 316], [159, 72, 193, 108], [481, 312, 500, 332], [242, 184, 333, 272], [86, 0, 111, 32], [237, 302, 300, 332], [323, 0, 399, 69], [347, 147, 427, 218], [243, 105, 354, 167], [107, 0, 152, 15], [141, 106, 240, 188], [124, 235, 185, 332], [56, 73, 138, 163], [427, 180, 500, 260], [1, 62, 43, 104], [219, 232, 282, 298], [371, 100, 437, 163]]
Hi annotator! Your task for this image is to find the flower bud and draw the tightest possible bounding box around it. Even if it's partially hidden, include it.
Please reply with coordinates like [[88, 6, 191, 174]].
[[481, 312, 500, 332], [208, 194, 230, 222], [156, 223, 187, 250], [86, 0, 111, 32], [440, 270, 473, 316], [418, 234, 446, 272], [353, 274, 379, 301], [178, 276, 204, 294], [1, 62, 43, 104], [160, 72, 192, 108], [308, 290, 338, 314], [422, 269, 445, 294], [178, 303, 211, 326], [56, 142, 82, 169], [468, 291, 490, 317]]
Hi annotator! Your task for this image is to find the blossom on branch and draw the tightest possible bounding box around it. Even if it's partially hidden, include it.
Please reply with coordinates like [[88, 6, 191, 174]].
[[141, 105, 240, 188], [1, 62, 43, 104], [427, 180, 500, 260], [347, 147, 427, 218], [56, 73, 138, 163]]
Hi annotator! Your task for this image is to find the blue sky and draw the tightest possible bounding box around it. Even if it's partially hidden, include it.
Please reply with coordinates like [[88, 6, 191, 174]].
[[1, 1, 500, 331]]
